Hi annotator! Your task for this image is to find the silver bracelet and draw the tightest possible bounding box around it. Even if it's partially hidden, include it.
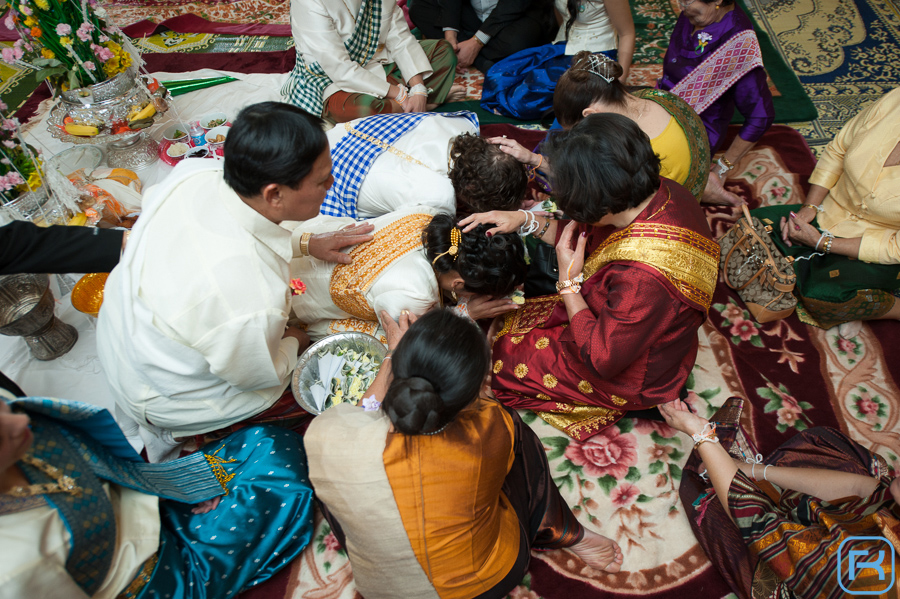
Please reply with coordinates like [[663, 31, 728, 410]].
[[763, 464, 772, 481]]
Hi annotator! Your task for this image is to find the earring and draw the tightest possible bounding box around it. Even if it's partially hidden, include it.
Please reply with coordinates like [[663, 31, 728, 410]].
[[715, 3, 720, 7], [451, 290, 458, 302]]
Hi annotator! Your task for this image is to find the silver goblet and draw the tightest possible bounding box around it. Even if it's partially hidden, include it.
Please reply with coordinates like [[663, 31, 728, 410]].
[[0, 274, 78, 361]]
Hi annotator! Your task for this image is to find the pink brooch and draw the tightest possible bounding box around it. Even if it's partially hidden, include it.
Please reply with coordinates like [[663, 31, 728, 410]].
[[289, 278, 307, 296]]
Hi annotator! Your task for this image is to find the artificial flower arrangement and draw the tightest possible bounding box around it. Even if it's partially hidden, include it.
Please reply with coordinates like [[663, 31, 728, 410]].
[[2, 0, 133, 94], [0, 102, 43, 204]]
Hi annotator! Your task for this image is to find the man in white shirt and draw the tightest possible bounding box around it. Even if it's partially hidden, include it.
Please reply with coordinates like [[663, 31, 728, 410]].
[[97, 102, 373, 459]]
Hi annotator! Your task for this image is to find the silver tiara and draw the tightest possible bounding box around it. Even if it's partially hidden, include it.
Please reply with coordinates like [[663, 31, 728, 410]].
[[574, 53, 616, 83]]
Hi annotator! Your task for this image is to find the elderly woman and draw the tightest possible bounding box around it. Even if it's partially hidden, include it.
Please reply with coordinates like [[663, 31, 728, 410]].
[[305, 309, 623, 598], [290, 209, 526, 342], [460, 113, 720, 439], [658, 0, 774, 202], [285, 0, 460, 123], [752, 86, 900, 336], [661, 397, 900, 599], [0, 395, 314, 599], [489, 53, 730, 204]]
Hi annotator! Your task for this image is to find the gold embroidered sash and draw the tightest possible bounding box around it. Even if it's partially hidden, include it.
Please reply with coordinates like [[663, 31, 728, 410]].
[[330, 213, 434, 320], [584, 222, 720, 311]]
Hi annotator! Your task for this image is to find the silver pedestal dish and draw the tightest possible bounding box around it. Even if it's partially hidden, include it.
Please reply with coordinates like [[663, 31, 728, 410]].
[[0, 274, 78, 360], [291, 332, 388, 415]]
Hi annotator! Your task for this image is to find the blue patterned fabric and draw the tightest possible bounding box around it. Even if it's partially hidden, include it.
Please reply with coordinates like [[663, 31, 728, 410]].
[[13, 397, 222, 503], [141, 426, 315, 598], [481, 44, 617, 121], [320, 110, 479, 219]]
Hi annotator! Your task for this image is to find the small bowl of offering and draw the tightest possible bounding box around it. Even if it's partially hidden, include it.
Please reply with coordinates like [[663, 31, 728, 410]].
[[166, 142, 190, 161], [200, 112, 228, 130], [184, 146, 210, 159], [163, 124, 189, 143], [205, 125, 229, 155], [292, 332, 387, 414]]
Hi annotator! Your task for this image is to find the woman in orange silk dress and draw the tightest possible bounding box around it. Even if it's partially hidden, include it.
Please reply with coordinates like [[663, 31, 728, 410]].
[[305, 309, 623, 599], [461, 113, 720, 440]]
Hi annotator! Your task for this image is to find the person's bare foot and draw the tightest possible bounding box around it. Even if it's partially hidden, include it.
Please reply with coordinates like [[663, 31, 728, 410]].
[[446, 85, 467, 103], [568, 529, 623, 572]]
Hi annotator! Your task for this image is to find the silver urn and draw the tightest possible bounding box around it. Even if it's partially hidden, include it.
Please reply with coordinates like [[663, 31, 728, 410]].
[[0, 274, 78, 360]]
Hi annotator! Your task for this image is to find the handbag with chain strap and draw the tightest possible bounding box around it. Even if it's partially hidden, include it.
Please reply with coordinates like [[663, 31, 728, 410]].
[[719, 204, 797, 323]]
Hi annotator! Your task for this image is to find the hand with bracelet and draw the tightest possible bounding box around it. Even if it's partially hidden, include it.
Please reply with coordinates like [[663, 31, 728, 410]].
[[457, 210, 558, 242], [555, 221, 591, 319], [299, 222, 374, 264]]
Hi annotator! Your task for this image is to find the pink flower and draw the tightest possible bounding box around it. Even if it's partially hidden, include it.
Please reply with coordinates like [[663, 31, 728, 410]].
[[1, 47, 16, 63], [55, 23, 72, 35], [361, 395, 381, 411], [730, 317, 758, 341], [92, 44, 114, 61], [837, 338, 856, 353], [289, 278, 306, 296], [634, 419, 676, 437], [610, 482, 640, 507], [508, 586, 540, 599], [76, 22, 93, 42], [83, 61, 95, 71], [2, 118, 19, 131], [98, 34, 109, 42], [776, 406, 800, 427], [856, 396, 879, 416], [767, 383, 800, 411], [4, 14, 14, 29], [18, 5, 32, 16], [322, 531, 342, 552], [648, 443, 672, 460], [2, 140, 15, 149], [564, 427, 638, 479], [771, 186, 786, 198], [721, 303, 744, 323]]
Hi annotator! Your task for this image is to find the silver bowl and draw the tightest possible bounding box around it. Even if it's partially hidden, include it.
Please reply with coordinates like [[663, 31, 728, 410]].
[[291, 332, 387, 415], [0, 274, 78, 360]]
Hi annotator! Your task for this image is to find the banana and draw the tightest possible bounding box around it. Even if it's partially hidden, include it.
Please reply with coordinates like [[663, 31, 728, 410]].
[[128, 102, 156, 123], [64, 123, 100, 136]]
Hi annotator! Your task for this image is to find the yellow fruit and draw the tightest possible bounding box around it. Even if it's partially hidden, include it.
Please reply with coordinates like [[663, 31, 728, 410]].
[[129, 103, 156, 122], [64, 123, 100, 136], [67, 212, 88, 226]]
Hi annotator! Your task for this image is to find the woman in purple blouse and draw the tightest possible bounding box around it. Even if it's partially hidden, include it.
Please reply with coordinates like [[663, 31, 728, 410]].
[[658, 0, 774, 206]]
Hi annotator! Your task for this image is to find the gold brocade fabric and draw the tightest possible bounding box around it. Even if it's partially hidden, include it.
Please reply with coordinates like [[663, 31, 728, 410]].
[[496, 295, 561, 340], [536, 403, 625, 439], [583, 222, 720, 312], [329, 213, 434, 320], [327, 317, 388, 345]]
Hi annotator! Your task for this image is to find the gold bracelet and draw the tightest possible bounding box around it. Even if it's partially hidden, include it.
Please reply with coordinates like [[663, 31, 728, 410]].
[[299, 232, 312, 257], [718, 156, 734, 169], [533, 217, 551, 241], [801, 203, 824, 214]]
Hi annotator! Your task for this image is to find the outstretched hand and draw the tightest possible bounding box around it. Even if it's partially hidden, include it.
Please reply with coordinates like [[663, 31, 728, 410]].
[[381, 309, 418, 350], [308, 222, 374, 264], [486, 136, 540, 167], [191, 495, 222, 514], [701, 171, 746, 207], [465, 294, 519, 320], [555, 220, 586, 281], [457, 211, 525, 235], [780, 211, 820, 248], [658, 399, 710, 437]]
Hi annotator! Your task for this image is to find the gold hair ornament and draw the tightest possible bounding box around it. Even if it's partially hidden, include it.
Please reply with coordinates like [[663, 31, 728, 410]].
[[431, 227, 462, 264]]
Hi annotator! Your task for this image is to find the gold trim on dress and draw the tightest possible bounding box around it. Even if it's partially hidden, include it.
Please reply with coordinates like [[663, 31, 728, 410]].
[[330, 213, 434, 320], [578, 380, 594, 394], [610, 394, 628, 406], [583, 223, 719, 311], [492, 360, 503, 374], [536, 405, 625, 438], [542, 374, 558, 389], [535, 337, 550, 350], [537, 393, 551, 401], [514, 364, 529, 379]]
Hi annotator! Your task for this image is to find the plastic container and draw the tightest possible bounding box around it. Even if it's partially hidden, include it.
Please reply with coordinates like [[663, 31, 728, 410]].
[[189, 121, 206, 146]]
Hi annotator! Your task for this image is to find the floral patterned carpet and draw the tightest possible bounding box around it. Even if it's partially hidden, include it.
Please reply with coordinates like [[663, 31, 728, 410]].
[[239, 123, 900, 599]]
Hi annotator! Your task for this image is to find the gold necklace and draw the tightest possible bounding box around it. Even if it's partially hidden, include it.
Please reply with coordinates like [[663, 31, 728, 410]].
[[3, 455, 82, 498], [343, 123, 444, 174]]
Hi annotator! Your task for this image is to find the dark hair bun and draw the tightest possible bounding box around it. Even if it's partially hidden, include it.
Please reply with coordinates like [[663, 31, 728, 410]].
[[385, 376, 443, 435]]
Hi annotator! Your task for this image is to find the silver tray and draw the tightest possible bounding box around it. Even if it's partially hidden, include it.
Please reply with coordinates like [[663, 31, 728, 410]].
[[291, 332, 387, 415]]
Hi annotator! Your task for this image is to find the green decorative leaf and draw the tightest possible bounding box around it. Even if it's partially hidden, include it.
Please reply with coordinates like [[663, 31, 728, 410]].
[[731, 335, 742, 345], [543, 436, 570, 461], [598, 474, 618, 495], [651, 431, 678, 445], [636, 494, 653, 503], [648, 460, 664, 474], [697, 387, 721, 400], [750, 336, 764, 348], [669, 464, 682, 480], [776, 423, 788, 433], [522, 410, 537, 424], [794, 420, 808, 431], [553, 474, 574, 493], [617, 418, 634, 434], [669, 448, 684, 461], [324, 561, 332, 573], [762, 400, 781, 413], [713, 303, 726, 312], [625, 466, 641, 482], [686, 372, 695, 389]]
